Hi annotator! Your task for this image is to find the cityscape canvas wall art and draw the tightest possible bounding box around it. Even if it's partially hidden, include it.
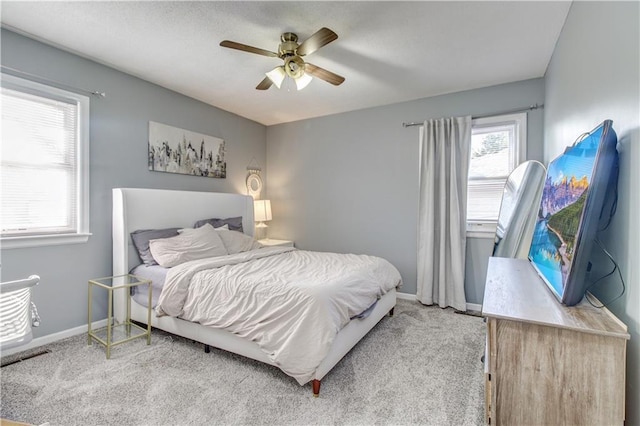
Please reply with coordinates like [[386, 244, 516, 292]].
[[148, 121, 226, 178]]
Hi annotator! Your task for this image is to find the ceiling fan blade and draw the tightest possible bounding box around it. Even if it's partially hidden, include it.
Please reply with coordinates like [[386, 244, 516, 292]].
[[297, 28, 338, 56], [305, 63, 345, 86], [220, 40, 279, 58], [256, 76, 273, 90]]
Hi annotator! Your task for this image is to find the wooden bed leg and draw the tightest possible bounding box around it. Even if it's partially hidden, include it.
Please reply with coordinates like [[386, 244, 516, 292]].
[[312, 379, 321, 397], [204, 344, 210, 353], [389, 307, 395, 317]]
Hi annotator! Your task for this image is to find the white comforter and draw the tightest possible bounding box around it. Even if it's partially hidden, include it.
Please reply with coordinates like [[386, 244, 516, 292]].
[[155, 246, 401, 385]]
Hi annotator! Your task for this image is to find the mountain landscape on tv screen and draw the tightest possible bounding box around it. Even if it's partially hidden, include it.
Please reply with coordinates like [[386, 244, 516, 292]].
[[542, 174, 589, 259], [529, 130, 600, 295], [529, 121, 618, 305]]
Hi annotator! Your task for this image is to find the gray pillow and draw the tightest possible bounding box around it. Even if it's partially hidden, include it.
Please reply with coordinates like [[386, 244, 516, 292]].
[[194, 216, 243, 233], [131, 228, 180, 265]]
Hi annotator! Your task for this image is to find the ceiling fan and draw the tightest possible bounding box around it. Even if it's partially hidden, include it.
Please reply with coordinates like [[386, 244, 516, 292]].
[[220, 27, 345, 91]]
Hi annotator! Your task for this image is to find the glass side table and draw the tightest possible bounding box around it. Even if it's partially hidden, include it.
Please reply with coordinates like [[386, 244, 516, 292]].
[[87, 274, 152, 358]]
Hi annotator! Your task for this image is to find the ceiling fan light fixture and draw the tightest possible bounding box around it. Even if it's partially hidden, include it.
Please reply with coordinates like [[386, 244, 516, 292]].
[[220, 28, 343, 91], [295, 73, 313, 91], [266, 66, 286, 89], [284, 56, 306, 79]]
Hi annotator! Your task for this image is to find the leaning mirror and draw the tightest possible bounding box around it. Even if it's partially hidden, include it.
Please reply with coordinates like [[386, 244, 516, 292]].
[[493, 160, 546, 259]]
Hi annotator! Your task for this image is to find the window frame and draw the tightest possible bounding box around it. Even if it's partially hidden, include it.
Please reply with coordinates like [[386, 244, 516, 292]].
[[1, 73, 91, 249], [467, 112, 527, 238]]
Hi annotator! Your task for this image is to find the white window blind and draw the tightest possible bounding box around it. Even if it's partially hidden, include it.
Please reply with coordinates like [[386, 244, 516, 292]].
[[467, 113, 526, 230], [1, 74, 90, 248], [467, 179, 508, 222]]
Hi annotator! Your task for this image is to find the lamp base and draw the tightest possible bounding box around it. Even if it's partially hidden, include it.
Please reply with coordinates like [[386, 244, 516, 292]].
[[254, 223, 268, 240]]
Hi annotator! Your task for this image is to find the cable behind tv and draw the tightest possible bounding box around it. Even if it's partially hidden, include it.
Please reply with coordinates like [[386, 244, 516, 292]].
[[585, 238, 626, 309]]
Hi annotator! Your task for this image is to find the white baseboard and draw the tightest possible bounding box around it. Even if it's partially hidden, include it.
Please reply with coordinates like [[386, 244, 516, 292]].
[[0, 319, 108, 358], [396, 292, 417, 301], [396, 292, 482, 313], [466, 303, 482, 313]]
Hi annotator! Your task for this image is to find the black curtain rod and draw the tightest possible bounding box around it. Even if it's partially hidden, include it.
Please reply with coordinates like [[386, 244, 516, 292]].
[[402, 103, 544, 127]]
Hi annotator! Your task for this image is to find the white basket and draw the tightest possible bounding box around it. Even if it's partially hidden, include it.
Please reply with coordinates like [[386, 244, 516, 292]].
[[0, 275, 40, 351]]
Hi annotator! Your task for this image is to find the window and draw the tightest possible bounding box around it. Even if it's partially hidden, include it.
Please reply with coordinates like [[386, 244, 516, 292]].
[[1, 74, 90, 248], [467, 113, 526, 235]]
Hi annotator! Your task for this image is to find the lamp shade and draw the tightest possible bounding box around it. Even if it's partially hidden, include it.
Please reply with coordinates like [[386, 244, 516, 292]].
[[295, 73, 313, 91], [265, 67, 286, 89], [254, 199, 272, 224]]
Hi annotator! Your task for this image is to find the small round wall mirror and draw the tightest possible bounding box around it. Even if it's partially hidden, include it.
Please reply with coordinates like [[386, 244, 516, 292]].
[[493, 160, 547, 259], [246, 173, 263, 198]]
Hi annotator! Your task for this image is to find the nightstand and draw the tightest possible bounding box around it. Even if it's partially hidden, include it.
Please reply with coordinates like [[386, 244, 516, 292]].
[[87, 274, 152, 358], [258, 238, 294, 248]]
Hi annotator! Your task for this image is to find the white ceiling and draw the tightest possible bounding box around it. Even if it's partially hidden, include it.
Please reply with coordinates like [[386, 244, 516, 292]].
[[1, 1, 571, 126]]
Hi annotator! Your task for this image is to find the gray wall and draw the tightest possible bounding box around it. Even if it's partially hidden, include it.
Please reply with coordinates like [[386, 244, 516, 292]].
[[543, 2, 640, 423], [266, 78, 545, 302], [0, 29, 267, 337]]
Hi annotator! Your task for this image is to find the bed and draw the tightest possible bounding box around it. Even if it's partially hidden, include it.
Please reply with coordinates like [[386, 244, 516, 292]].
[[112, 188, 400, 396]]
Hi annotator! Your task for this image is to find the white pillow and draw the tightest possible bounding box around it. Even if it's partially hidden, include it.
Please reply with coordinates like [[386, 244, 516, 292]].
[[149, 223, 228, 267], [215, 229, 263, 254]]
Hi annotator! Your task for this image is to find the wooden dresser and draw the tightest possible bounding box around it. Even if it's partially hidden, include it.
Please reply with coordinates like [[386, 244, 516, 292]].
[[482, 257, 629, 425]]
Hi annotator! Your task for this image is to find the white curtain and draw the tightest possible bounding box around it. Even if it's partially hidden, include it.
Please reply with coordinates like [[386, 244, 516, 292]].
[[417, 116, 472, 311]]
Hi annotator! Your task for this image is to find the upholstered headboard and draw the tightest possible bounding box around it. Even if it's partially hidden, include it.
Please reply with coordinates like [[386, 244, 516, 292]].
[[112, 188, 254, 277]]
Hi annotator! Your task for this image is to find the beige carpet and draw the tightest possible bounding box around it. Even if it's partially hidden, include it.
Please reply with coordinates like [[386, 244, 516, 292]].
[[0, 299, 485, 425]]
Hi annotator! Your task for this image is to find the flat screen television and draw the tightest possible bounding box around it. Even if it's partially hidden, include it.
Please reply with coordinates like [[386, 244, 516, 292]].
[[528, 120, 619, 306]]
